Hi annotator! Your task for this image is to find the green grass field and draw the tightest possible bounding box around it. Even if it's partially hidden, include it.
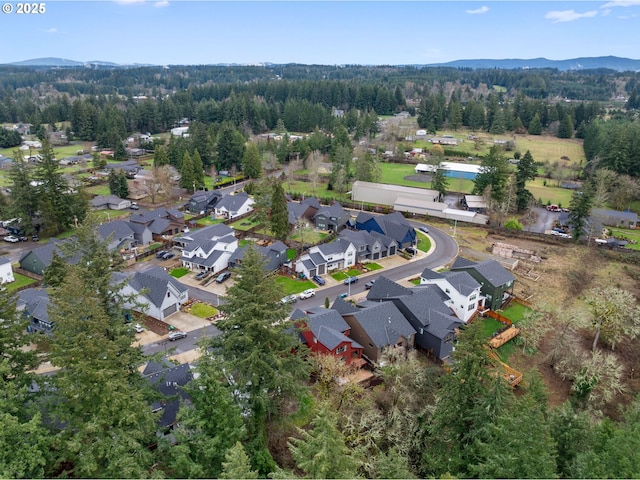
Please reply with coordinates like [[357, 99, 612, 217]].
[[501, 303, 531, 323], [229, 217, 261, 231], [289, 229, 328, 244], [4, 272, 38, 292], [608, 227, 640, 250], [331, 268, 361, 281], [527, 177, 574, 206], [275, 276, 316, 295], [170, 267, 189, 278], [416, 231, 432, 252], [189, 302, 218, 318], [363, 262, 382, 271]]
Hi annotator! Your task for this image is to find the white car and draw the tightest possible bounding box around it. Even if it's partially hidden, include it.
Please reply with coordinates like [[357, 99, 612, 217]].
[[299, 289, 316, 299], [3, 235, 19, 243], [134, 323, 144, 333]]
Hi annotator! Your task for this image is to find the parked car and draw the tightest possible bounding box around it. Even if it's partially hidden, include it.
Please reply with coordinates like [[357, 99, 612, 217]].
[[281, 294, 298, 304], [3, 235, 19, 243], [343, 276, 359, 285], [418, 226, 429, 234], [364, 279, 376, 290], [216, 271, 231, 283], [195, 271, 208, 280], [129, 203, 140, 210], [155, 250, 168, 258], [168, 331, 187, 341], [134, 323, 144, 333], [299, 289, 316, 299], [18, 236, 28, 242], [32, 235, 39, 242], [162, 251, 175, 260], [405, 247, 417, 255], [312, 275, 325, 286]]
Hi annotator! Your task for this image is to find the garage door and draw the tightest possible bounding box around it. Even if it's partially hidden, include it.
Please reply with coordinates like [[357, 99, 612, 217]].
[[162, 303, 178, 318]]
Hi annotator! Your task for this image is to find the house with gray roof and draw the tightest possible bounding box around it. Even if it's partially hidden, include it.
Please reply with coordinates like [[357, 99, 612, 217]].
[[338, 229, 398, 262], [313, 202, 350, 232], [19, 240, 74, 276], [98, 220, 137, 252], [355, 211, 416, 249], [287, 197, 321, 226], [451, 257, 516, 311], [213, 191, 255, 219], [420, 268, 484, 322], [143, 361, 195, 433], [338, 300, 416, 364], [291, 308, 364, 366], [0, 255, 14, 284], [129, 207, 185, 237], [295, 237, 357, 279], [90, 195, 132, 211], [367, 276, 462, 361], [119, 266, 189, 320], [186, 190, 223, 214], [228, 241, 288, 273], [175, 223, 238, 274], [18, 288, 53, 334], [591, 208, 638, 229]]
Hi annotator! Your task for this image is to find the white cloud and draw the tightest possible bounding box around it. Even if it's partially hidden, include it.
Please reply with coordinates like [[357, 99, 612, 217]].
[[44, 27, 58, 34], [466, 5, 489, 15], [601, 0, 640, 7], [601, 8, 612, 15], [154, 0, 169, 6], [618, 13, 638, 18], [114, 0, 145, 5], [545, 9, 598, 22]]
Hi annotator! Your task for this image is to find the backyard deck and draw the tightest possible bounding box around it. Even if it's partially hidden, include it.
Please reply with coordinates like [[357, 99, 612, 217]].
[[489, 325, 521, 348]]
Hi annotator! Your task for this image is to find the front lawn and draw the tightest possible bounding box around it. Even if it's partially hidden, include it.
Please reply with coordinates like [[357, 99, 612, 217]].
[[5, 273, 38, 292], [416, 232, 432, 252], [190, 302, 218, 319], [501, 302, 531, 323], [276, 276, 316, 295], [170, 267, 189, 278], [331, 269, 362, 281], [362, 262, 382, 271]]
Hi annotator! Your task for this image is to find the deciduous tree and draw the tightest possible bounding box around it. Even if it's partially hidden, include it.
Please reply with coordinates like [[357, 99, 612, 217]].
[[584, 286, 640, 351]]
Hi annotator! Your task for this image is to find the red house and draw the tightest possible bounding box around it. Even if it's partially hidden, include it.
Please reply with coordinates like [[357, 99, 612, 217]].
[[291, 308, 365, 367]]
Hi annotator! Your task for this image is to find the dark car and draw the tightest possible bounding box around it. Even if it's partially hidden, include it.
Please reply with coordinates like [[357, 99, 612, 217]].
[[155, 250, 168, 258], [312, 275, 325, 286], [162, 251, 175, 260], [168, 331, 187, 341], [364, 279, 376, 290], [405, 247, 417, 255], [32, 235, 39, 242], [418, 226, 429, 234], [19, 236, 28, 242], [216, 271, 231, 283], [343, 276, 359, 285]]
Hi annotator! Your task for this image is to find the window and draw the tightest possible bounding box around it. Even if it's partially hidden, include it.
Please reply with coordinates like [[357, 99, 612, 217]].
[[469, 295, 477, 301], [419, 328, 424, 335], [468, 304, 475, 311], [336, 345, 347, 354]]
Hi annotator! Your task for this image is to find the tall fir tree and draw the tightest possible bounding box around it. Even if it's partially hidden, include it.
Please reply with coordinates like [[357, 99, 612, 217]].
[[242, 142, 263, 180], [270, 181, 290, 241], [180, 151, 195, 192], [515, 150, 537, 211], [192, 148, 205, 189]]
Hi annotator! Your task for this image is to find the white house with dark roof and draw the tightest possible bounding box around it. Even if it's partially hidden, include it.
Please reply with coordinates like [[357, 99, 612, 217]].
[[118, 266, 189, 320], [451, 257, 516, 311], [338, 229, 398, 262], [0, 256, 14, 284], [213, 192, 255, 219], [295, 237, 357, 279], [175, 223, 238, 274], [420, 268, 484, 322], [313, 202, 350, 232]]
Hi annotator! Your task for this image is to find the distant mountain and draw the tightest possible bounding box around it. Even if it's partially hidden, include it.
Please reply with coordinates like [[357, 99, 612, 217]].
[[3, 57, 153, 67], [5, 56, 640, 72], [423, 56, 640, 72]]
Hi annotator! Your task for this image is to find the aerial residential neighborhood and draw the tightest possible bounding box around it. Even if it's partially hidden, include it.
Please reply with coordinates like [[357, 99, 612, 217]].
[[2, 5, 640, 475]]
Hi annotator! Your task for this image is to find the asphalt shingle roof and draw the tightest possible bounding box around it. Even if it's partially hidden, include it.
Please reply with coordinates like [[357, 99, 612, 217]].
[[127, 266, 187, 308], [442, 270, 481, 296], [367, 276, 412, 300], [453, 258, 516, 287], [350, 302, 416, 348]]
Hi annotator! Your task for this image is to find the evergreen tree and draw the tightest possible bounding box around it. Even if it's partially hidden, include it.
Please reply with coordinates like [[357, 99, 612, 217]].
[[515, 150, 537, 211], [472, 145, 511, 208], [288, 402, 360, 479], [216, 123, 246, 171], [528, 113, 543, 135], [7, 149, 39, 231], [154, 144, 169, 167], [113, 140, 127, 161], [354, 151, 381, 183], [558, 114, 574, 138], [180, 151, 195, 191], [219, 442, 259, 480], [192, 148, 205, 189], [242, 142, 263, 180], [208, 245, 310, 475], [430, 167, 449, 201], [46, 222, 157, 478], [568, 187, 594, 242], [270, 181, 290, 241], [165, 356, 247, 478]]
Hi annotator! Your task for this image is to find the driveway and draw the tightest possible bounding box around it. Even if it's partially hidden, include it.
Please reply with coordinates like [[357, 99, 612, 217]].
[[528, 206, 560, 233]]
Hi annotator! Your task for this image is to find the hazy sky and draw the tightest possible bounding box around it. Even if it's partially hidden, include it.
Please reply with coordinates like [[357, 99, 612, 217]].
[[1, 1, 639, 65]]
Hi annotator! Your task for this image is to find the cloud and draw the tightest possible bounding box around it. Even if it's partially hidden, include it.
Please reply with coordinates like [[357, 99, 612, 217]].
[[465, 5, 489, 14], [601, 8, 612, 15], [154, 0, 169, 6], [114, 0, 145, 5], [44, 27, 58, 34], [545, 9, 598, 22], [600, 0, 640, 7], [618, 13, 638, 18]]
